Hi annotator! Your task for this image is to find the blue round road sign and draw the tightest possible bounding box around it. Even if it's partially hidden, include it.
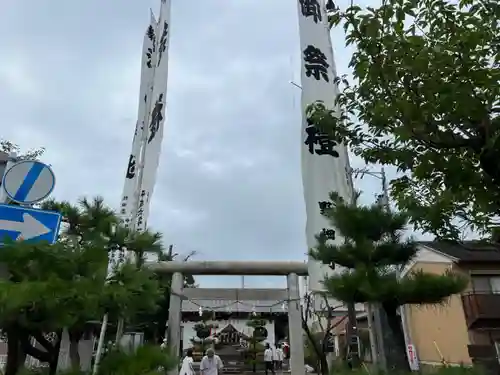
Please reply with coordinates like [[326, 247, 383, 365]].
[[1, 160, 56, 204]]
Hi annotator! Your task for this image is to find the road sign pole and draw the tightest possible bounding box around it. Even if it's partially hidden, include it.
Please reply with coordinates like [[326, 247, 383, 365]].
[[0, 152, 17, 204]]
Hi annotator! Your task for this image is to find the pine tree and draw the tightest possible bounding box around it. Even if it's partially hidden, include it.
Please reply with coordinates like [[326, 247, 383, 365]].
[[192, 320, 217, 357], [309, 192, 467, 369], [244, 315, 268, 373]]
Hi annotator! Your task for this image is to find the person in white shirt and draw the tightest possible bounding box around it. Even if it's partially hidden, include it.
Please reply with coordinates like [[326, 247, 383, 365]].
[[160, 338, 167, 350], [200, 348, 223, 375], [274, 344, 284, 370], [263, 343, 275, 375], [179, 348, 195, 375]]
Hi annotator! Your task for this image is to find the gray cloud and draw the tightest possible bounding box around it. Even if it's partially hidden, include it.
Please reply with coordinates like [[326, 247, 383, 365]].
[[0, 0, 393, 288]]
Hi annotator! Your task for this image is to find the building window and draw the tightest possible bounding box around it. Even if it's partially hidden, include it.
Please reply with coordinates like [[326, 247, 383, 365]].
[[471, 276, 500, 293]]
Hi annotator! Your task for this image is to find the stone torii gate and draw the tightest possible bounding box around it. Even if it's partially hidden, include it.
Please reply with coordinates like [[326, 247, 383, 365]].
[[148, 261, 308, 375]]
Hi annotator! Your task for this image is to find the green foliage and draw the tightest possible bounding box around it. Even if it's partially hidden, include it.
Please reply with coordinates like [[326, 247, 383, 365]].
[[97, 345, 177, 375], [308, 0, 500, 239], [0, 139, 45, 160], [133, 247, 196, 343], [0, 196, 165, 375], [310, 192, 467, 307], [0, 239, 106, 331]]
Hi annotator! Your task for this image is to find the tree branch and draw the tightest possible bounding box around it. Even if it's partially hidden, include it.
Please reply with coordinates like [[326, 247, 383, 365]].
[[20, 334, 52, 363]]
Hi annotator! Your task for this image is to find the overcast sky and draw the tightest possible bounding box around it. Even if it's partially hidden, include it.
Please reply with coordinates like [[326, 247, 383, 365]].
[[0, 0, 396, 288]]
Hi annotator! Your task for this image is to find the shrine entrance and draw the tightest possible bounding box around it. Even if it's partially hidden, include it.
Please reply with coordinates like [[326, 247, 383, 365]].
[[148, 260, 308, 375]]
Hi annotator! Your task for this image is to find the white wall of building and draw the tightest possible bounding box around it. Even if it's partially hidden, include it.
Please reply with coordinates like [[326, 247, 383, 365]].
[[182, 319, 275, 350]]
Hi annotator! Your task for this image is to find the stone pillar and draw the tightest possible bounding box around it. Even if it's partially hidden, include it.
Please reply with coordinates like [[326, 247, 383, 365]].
[[167, 272, 183, 375], [287, 273, 305, 375]]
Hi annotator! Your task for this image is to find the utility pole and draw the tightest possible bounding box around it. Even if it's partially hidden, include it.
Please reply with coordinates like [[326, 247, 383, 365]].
[[344, 166, 360, 368]]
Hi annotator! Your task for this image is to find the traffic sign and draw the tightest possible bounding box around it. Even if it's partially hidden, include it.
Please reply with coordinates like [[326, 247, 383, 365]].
[[1, 160, 55, 204], [0, 204, 62, 244]]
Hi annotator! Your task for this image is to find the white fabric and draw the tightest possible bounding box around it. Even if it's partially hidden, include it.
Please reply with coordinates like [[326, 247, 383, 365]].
[[112, 12, 157, 277], [264, 348, 274, 362], [200, 355, 223, 375], [179, 356, 195, 375], [276, 348, 284, 361], [118, 11, 157, 229], [297, 0, 354, 297], [136, 0, 172, 232]]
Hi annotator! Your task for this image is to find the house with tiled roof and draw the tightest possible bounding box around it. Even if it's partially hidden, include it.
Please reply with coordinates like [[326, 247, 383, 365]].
[[401, 240, 500, 373]]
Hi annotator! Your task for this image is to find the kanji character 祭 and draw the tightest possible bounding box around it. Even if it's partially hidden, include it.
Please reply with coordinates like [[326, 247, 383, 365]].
[[303, 45, 330, 82]]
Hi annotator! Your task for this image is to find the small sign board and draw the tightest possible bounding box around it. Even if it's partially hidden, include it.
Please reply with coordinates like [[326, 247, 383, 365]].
[[407, 344, 420, 371], [2, 160, 55, 204]]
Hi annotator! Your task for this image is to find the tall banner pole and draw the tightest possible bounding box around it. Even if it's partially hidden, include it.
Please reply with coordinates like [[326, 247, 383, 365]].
[[115, 0, 172, 343], [296, 0, 353, 308], [93, 10, 160, 374], [133, 0, 172, 234]]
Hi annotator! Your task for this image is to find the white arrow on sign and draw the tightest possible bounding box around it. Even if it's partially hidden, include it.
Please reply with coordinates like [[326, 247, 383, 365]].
[[0, 213, 52, 240]]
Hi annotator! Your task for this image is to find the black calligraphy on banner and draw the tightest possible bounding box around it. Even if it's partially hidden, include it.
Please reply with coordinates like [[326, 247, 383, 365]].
[[136, 189, 147, 230], [157, 22, 169, 67], [326, 0, 336, 11], [318, 200, 332, 215], [299, 0, 322, 23], [146, 25, 156, 69], [126, 154, 136, 179], [321, 228, 336, 240], [305, 123, 340, 157], [303, 45, 330, 82], [120, 196, 128, 216], [148, 94, 164, 143]]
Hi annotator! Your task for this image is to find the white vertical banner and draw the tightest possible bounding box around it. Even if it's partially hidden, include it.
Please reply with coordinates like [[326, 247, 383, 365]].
[[118, 11, 158, 229], [135, 0, 172, 232], [111, 12, 157, 276], [297, 0, 354, 305]]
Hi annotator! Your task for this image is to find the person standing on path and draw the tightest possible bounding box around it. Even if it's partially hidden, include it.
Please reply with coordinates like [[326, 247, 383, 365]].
[[179, 348, 195, 375], [264, 343, 275, 375], [200, 348, 223, 375], [274, 344, 284, 371]]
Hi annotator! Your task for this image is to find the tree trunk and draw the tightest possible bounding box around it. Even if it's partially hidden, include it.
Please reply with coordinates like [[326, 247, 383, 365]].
[[68, 330, 83, 371], [17, 341, 26, 373], [5, 325, 21, 375], [302, 317, 329, 375], [383, 304, 410, 371], [319, 336, 330, 375], [48, 330, 63, 375]]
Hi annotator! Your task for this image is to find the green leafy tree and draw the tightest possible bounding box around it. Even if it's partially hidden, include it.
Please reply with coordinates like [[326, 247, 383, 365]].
[[309, 192, 467, 369], [0, 197, 162, 375], [133, 246, 196, 344], [307, 0, 500, 239], [40, 197, 164, 370]]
